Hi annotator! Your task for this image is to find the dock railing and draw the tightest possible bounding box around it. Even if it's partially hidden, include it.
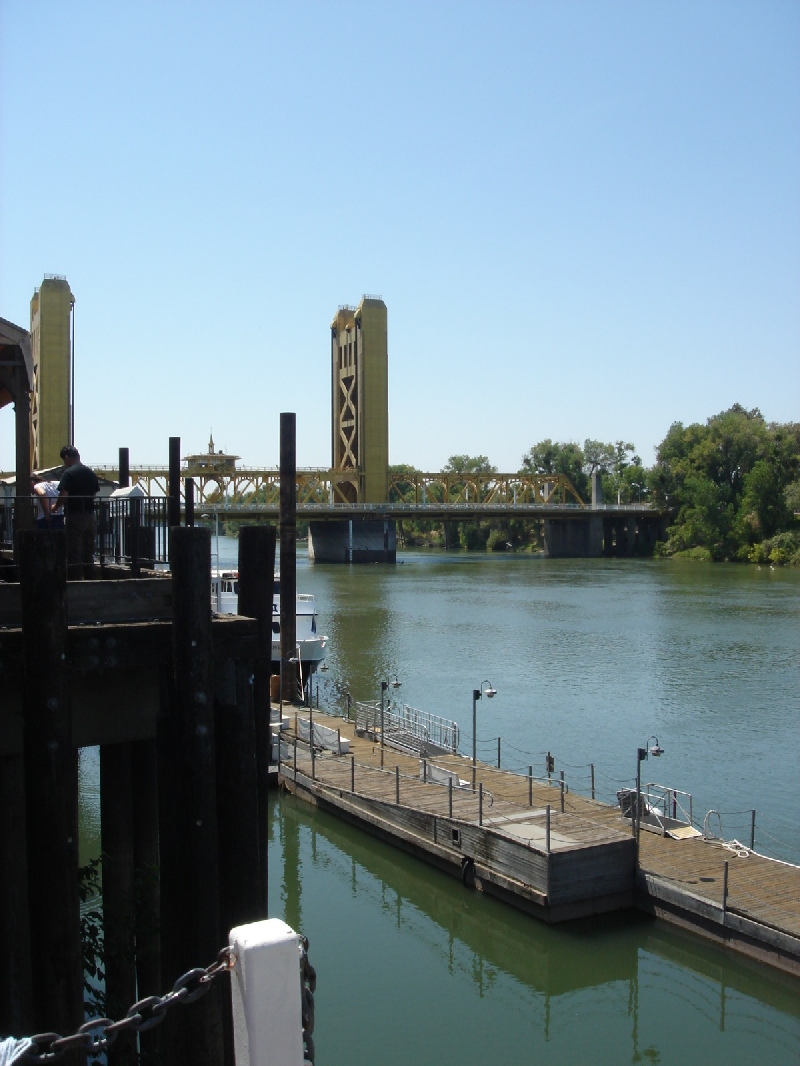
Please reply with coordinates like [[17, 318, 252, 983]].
[[2, 496, 171, 572]]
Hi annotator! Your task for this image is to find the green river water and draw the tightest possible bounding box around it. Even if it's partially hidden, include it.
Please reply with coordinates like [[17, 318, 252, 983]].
[[79, 542, 800, 1064]]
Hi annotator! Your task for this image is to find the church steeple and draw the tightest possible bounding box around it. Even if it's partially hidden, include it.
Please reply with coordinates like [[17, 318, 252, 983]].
[[208, 431, 215, 454]]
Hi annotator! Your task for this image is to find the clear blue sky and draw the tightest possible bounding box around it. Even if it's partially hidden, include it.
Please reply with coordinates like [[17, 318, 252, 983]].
[[2, 0, 798, 471]]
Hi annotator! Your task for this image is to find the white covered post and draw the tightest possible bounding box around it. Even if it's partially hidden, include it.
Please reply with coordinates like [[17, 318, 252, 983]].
[[229, 918, 306, 1066]]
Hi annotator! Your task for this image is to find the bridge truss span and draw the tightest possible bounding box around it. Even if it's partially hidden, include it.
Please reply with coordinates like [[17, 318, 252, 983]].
[[91, 467, 585, 511]]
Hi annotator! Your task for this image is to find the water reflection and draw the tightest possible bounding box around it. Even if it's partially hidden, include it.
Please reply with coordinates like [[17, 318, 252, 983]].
[[270, 795, 799, 1066]]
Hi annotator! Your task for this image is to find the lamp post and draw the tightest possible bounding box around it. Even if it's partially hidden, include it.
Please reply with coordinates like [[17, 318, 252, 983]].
[[631, 482, 641, 504], [635, 736, 664, 852], [380, 675, 401, 768], [279, 653, 299, 718], [472, 680, 497, 788]]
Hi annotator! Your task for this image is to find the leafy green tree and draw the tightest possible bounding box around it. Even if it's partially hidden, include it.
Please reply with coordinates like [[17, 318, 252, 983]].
[[520, 440, 588, 500], [442, 454, 497, 474], [785, 480, 800, 514], [652, 405, 799, 561], [582, 440, 615, 476]]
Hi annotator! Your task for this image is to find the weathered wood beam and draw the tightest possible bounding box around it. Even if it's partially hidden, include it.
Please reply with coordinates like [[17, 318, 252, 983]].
[[18, 529, 82, 1033]]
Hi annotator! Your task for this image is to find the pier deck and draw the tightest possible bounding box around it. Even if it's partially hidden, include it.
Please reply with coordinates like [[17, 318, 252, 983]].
[[278, 708, 800, 976]]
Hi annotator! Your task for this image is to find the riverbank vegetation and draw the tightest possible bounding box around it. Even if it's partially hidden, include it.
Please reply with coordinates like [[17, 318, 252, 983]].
[[393, 405, 800, 564]]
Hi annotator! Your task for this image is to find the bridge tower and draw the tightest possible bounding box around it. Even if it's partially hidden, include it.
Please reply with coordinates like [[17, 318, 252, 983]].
[[309, 296, 395, 562], [29, 275, 75, 469], [330, 296, 388, 503]]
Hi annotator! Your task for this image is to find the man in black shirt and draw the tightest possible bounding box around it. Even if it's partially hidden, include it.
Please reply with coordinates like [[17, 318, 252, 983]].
[[57, 445, 99, 579]]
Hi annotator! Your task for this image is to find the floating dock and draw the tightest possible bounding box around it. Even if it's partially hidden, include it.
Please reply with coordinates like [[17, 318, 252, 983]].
[[278, 708, 800, 978]]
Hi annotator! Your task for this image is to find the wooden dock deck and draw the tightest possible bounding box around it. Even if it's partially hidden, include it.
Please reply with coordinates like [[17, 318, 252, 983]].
[[277, 708, 800, 977]]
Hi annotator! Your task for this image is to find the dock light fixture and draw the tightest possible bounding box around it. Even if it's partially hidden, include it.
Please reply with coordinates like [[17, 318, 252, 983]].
[[379, 675, 402, 768], [279, 653, 299, 719], [472, 681, 497, 788], [635, 736, 664, 848]]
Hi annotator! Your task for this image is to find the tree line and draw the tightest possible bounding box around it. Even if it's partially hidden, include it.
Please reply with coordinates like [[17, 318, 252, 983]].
[[391, 405, 800, 564]]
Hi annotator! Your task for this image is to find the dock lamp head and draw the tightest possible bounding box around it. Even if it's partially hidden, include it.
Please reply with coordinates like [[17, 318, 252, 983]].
[[638, 737, 664, 763], [474, 680, 496, 702]]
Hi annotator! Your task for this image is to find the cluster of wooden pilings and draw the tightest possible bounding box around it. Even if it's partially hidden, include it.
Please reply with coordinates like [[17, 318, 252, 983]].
[[0, 519, 279, 1063]]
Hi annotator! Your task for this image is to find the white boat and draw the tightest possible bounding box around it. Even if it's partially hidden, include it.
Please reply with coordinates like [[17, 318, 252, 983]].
[[211, 569, 328, 677]]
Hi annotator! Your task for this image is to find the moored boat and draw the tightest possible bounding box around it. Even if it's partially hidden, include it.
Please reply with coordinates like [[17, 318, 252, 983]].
[[211, 569, 328, 678]]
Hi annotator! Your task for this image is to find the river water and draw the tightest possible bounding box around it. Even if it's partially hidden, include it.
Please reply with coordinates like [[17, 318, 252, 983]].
[[78, 540, 800, 1063]]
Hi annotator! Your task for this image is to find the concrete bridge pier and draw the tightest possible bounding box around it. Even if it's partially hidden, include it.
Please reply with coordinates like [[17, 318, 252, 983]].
[[308, 519, 396, 563], [544, 512, 668, 558], [543, 516, 604, 558], [603, 516, 636, 556]]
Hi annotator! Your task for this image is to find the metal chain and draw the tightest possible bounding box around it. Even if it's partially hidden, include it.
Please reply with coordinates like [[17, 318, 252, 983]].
[[21, 947, 236, 1064]]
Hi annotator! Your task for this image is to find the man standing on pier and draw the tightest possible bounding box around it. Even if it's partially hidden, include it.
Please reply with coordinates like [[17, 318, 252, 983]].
[[57, 445, 99, 579]]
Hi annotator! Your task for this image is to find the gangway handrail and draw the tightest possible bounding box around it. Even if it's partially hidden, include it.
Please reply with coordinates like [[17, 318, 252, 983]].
[[354, 700, 460, 755], [643, 781, 694, 829]]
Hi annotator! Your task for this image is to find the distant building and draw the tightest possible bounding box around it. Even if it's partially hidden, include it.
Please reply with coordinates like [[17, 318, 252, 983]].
[[30, 275, 75, 469], [330, 296, 388, 503], [183, 434, 240, 475]]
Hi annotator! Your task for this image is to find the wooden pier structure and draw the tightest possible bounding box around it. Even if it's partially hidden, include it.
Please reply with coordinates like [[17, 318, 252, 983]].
[[278, 708, 800, 978], [0, 524, 276, 1063]]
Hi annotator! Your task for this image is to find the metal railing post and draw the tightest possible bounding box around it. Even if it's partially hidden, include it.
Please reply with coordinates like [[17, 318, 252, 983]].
[[350, 755, 355, 793], [545, 804, 551, 854], [395, 766, 400, 805], [750, 810, 756, 851], [479, 783, 483, 826], [497, 736, 501, 769], [448, 777, 453, 818], [560, 771, 565, 813], [528, 765, 533, 806], [590, 763, 595, 800], [722, 861, 729, 924]]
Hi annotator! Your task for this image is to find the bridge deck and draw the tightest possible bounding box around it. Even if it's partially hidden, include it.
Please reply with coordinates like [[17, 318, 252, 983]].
[[278, 708, 800, 973]]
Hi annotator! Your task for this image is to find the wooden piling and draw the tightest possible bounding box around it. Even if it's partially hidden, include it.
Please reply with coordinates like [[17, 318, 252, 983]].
[[238, 524, 277, 914], [118, 447, 130, 488], [0, 750, 32, 1034], [18, 530, 83, 1034], [279, 413, 297, 704], [131, 736, 161, 1048], [168, 436, 181, 530], [100, 741, 137, 1066], [185, 478, 195, 527], [215, 655, 262, 932], [159, 526, 225, 1065]]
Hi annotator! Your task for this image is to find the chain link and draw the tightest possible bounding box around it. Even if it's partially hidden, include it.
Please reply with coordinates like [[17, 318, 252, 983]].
[[21, 947, 235, 1064]]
